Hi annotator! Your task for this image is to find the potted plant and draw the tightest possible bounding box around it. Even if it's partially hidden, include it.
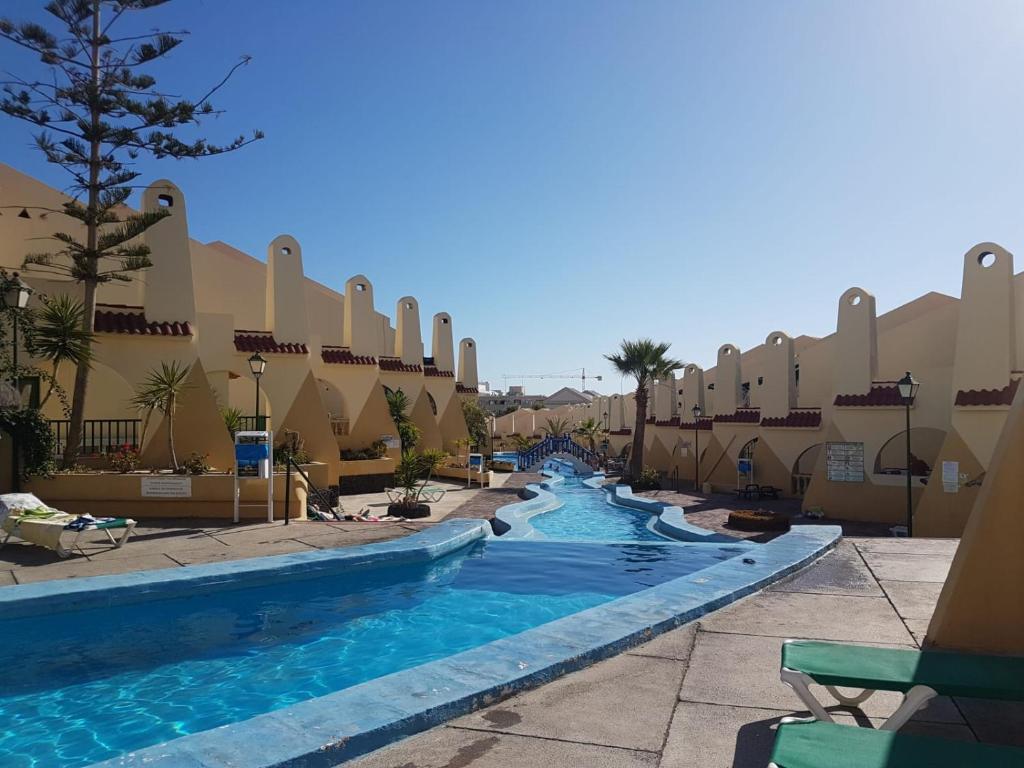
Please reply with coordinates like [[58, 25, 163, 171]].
[[387, 449, 448, 518]]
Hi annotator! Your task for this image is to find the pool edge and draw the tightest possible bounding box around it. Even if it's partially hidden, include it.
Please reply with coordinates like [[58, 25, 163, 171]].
[[86, 524, 842, 768]]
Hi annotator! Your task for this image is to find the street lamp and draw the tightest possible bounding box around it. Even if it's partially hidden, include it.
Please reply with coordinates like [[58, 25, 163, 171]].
[[897, 371, 920, 537], [1, 272, 32, 491], [692, 404, 702, 493], [603, 410, 609, 430], [248, 352, 267, 430]]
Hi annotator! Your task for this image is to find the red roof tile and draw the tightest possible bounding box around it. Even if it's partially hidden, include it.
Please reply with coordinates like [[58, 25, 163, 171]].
[[378, 357, 423, 373], [321, 346, 376, 365], [678, 419, 713, 431], [233, 330, 308, 354], [94, 305, 192, 337], [834, 384, 903, 407], [655, 416, 681, 427], [713, 408, 761, 424], [424, 365, 455, 378], [456, 383, 478, 394], [608, 428, 632, 436], [955, 378, 1020, 407], [761, 409, 822, 428], [646, 416, 656, 424]]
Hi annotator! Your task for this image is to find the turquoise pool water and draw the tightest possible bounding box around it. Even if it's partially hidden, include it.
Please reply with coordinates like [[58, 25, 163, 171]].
[[0, 539, 742, 768], [530, 478, 669, 542]]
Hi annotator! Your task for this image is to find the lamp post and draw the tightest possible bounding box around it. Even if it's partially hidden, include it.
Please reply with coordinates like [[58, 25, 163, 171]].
[[897, 372, 920, 537], [248, 352, 267, 431], [603, 410, 609, 431], [2, 272, 32, 492], [692, 403, 702, 493]]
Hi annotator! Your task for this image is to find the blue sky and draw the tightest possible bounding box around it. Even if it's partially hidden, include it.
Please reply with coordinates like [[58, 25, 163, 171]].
[[2, 1, 1023, 394]]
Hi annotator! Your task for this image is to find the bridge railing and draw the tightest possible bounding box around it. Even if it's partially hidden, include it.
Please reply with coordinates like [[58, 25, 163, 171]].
[[517, 434, 596, 470]]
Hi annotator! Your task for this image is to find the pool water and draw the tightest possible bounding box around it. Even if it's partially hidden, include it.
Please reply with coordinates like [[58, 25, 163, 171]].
[[530, 478, 669, 542], [0, 539, 741, 768]]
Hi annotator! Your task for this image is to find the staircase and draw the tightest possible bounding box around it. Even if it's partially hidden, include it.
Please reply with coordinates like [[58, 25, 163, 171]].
[[518, 434, 596, 471]]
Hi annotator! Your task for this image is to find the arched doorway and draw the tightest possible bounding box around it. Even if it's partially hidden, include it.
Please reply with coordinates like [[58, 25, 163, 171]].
[[318, 378, 349, 436], [737, 437, 758, 485], [791, 443, 823, 496]]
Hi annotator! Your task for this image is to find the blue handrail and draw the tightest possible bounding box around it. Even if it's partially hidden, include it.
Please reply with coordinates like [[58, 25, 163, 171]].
[[517, 434, 596, 470]]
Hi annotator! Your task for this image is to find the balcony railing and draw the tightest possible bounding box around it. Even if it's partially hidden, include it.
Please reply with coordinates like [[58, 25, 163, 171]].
[[237, 416, 270, 432], [48, 419, 141, 457]]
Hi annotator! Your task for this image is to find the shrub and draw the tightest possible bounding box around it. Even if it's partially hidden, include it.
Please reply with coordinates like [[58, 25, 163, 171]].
[[0, 407, 55, 478], [623, 466, 661, 491], [178, 452, 211, 476], [340, 440, 388, 461], [108, 443, 140, 473], [221, 406, 244, 435]]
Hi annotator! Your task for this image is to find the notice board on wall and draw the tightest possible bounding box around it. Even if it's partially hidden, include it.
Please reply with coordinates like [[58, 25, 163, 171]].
[[826, 442, 865, 482]]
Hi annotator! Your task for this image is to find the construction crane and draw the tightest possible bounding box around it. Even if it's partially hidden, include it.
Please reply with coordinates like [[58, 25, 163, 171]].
[[502, 367, 603, 392]]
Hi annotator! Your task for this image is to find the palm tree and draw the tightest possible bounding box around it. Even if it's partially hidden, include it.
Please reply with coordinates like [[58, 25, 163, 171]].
[[385, 387, 420, 452], [134, 361, 192, 470], [542, 416, 572, 437], [511, 434, 535, 452], [605, 339, 683, 478], [575, 417, 606, 454], [30, 295, 93, 409]]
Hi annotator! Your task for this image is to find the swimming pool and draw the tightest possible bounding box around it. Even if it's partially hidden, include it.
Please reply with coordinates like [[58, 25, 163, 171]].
[[530, 477, 669, 542], [0, 537, 744, 768]]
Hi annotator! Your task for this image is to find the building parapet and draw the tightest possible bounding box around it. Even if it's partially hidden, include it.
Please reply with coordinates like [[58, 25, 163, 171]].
[[760, 409, 822, 429], [833, 382, 903, 407], [233, 330, 308, 354], [678, 419, 713, 431], [713, 408, 761, 424], [378, 357, 422, 373], [954, 378, 1019, 407], [321, 346, 376, 365], [95, 304, 192, 337]]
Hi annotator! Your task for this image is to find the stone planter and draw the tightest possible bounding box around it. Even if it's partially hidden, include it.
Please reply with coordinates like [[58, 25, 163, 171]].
[[387, 502, 431, 519], [25, 463, 328, 520]]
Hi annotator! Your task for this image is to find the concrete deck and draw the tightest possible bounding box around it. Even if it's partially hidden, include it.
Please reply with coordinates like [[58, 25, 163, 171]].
[[0, 473, 535, 584], [347, 536, 1022, 767]]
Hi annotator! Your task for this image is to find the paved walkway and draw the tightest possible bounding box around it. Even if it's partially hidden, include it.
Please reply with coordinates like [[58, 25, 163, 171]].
[[346, 536, 1021, 767], [0, 473, 535, 585]]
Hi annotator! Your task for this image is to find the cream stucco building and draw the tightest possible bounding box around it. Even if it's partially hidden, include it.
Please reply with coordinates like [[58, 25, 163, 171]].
[[493, 243, 1022, 538], [0, 164, 480, 496]]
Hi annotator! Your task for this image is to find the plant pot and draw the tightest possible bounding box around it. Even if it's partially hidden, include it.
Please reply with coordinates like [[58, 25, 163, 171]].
[[388, 502, 431, 519]]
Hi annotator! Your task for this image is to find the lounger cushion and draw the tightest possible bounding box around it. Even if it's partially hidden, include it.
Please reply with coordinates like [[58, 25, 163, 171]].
[[782, 640, 1024, 701], [771, 721, 1024, 768]]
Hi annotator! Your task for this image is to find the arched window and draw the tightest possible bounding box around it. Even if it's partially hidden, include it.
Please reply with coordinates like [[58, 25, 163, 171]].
[[874, 428, 945, 477], [427, 392, 438, 416]]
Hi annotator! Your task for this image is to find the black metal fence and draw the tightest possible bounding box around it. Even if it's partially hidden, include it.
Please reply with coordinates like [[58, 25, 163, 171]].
[[48, 419, 142, 457], [236, 416, 269, 432]]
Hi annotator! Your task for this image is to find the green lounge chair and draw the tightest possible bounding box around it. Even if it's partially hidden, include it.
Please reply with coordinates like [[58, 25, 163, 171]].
[[769, 720, 1024, 768], [770, 720, 1019, 768], [780, 639, 1024, 731]]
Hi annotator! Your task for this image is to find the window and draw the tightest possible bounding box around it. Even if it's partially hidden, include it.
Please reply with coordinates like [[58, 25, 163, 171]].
[[428, 392, 438, 416]]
